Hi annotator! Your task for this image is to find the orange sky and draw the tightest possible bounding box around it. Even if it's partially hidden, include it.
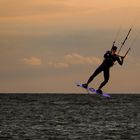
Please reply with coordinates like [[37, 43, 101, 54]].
[[0, 0, 140, 93]]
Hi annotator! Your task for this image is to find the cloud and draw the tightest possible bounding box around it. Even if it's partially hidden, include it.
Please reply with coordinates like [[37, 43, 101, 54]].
[[47, 53, 101, 69], [64, 53, 101, 65], [21, 57, 42, 66]]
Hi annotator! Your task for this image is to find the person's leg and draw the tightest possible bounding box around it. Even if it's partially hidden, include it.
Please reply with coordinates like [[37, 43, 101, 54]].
[[87, 68, 102, 84], [98, 68, 110, 90], [82, 65, 103, 88]]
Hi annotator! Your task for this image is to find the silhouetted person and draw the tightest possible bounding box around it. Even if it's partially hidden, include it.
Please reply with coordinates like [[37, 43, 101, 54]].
[[82, 46, 124, 94]]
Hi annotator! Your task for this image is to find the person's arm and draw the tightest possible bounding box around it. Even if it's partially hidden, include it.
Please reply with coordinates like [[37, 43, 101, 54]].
[[117, 56, 124, 65]]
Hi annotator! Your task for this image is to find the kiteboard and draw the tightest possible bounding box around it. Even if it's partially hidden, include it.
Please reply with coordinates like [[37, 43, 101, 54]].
[[75, 82, 111, 98]]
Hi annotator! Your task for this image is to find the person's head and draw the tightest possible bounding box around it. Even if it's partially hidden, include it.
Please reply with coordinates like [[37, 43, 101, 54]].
[[111, 46, 117, 54]]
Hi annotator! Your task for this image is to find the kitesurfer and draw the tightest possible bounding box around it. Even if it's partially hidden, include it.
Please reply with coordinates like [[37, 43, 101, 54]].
[[82, 45, 124, 94]]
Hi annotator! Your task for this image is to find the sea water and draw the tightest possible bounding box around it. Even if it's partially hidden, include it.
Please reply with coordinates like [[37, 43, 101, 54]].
[[0, 93, 139, 140]]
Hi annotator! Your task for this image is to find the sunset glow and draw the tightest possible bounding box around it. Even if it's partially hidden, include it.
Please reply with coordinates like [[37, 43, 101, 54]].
[[0, 0, 140, 93]]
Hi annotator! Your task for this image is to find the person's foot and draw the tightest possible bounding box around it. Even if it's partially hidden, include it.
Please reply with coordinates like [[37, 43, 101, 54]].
[[82, 83, 88, 89], [96, 89, 103, 94]]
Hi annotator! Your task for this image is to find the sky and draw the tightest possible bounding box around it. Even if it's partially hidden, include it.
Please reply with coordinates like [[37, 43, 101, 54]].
[[0, 0, 140, 93]]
